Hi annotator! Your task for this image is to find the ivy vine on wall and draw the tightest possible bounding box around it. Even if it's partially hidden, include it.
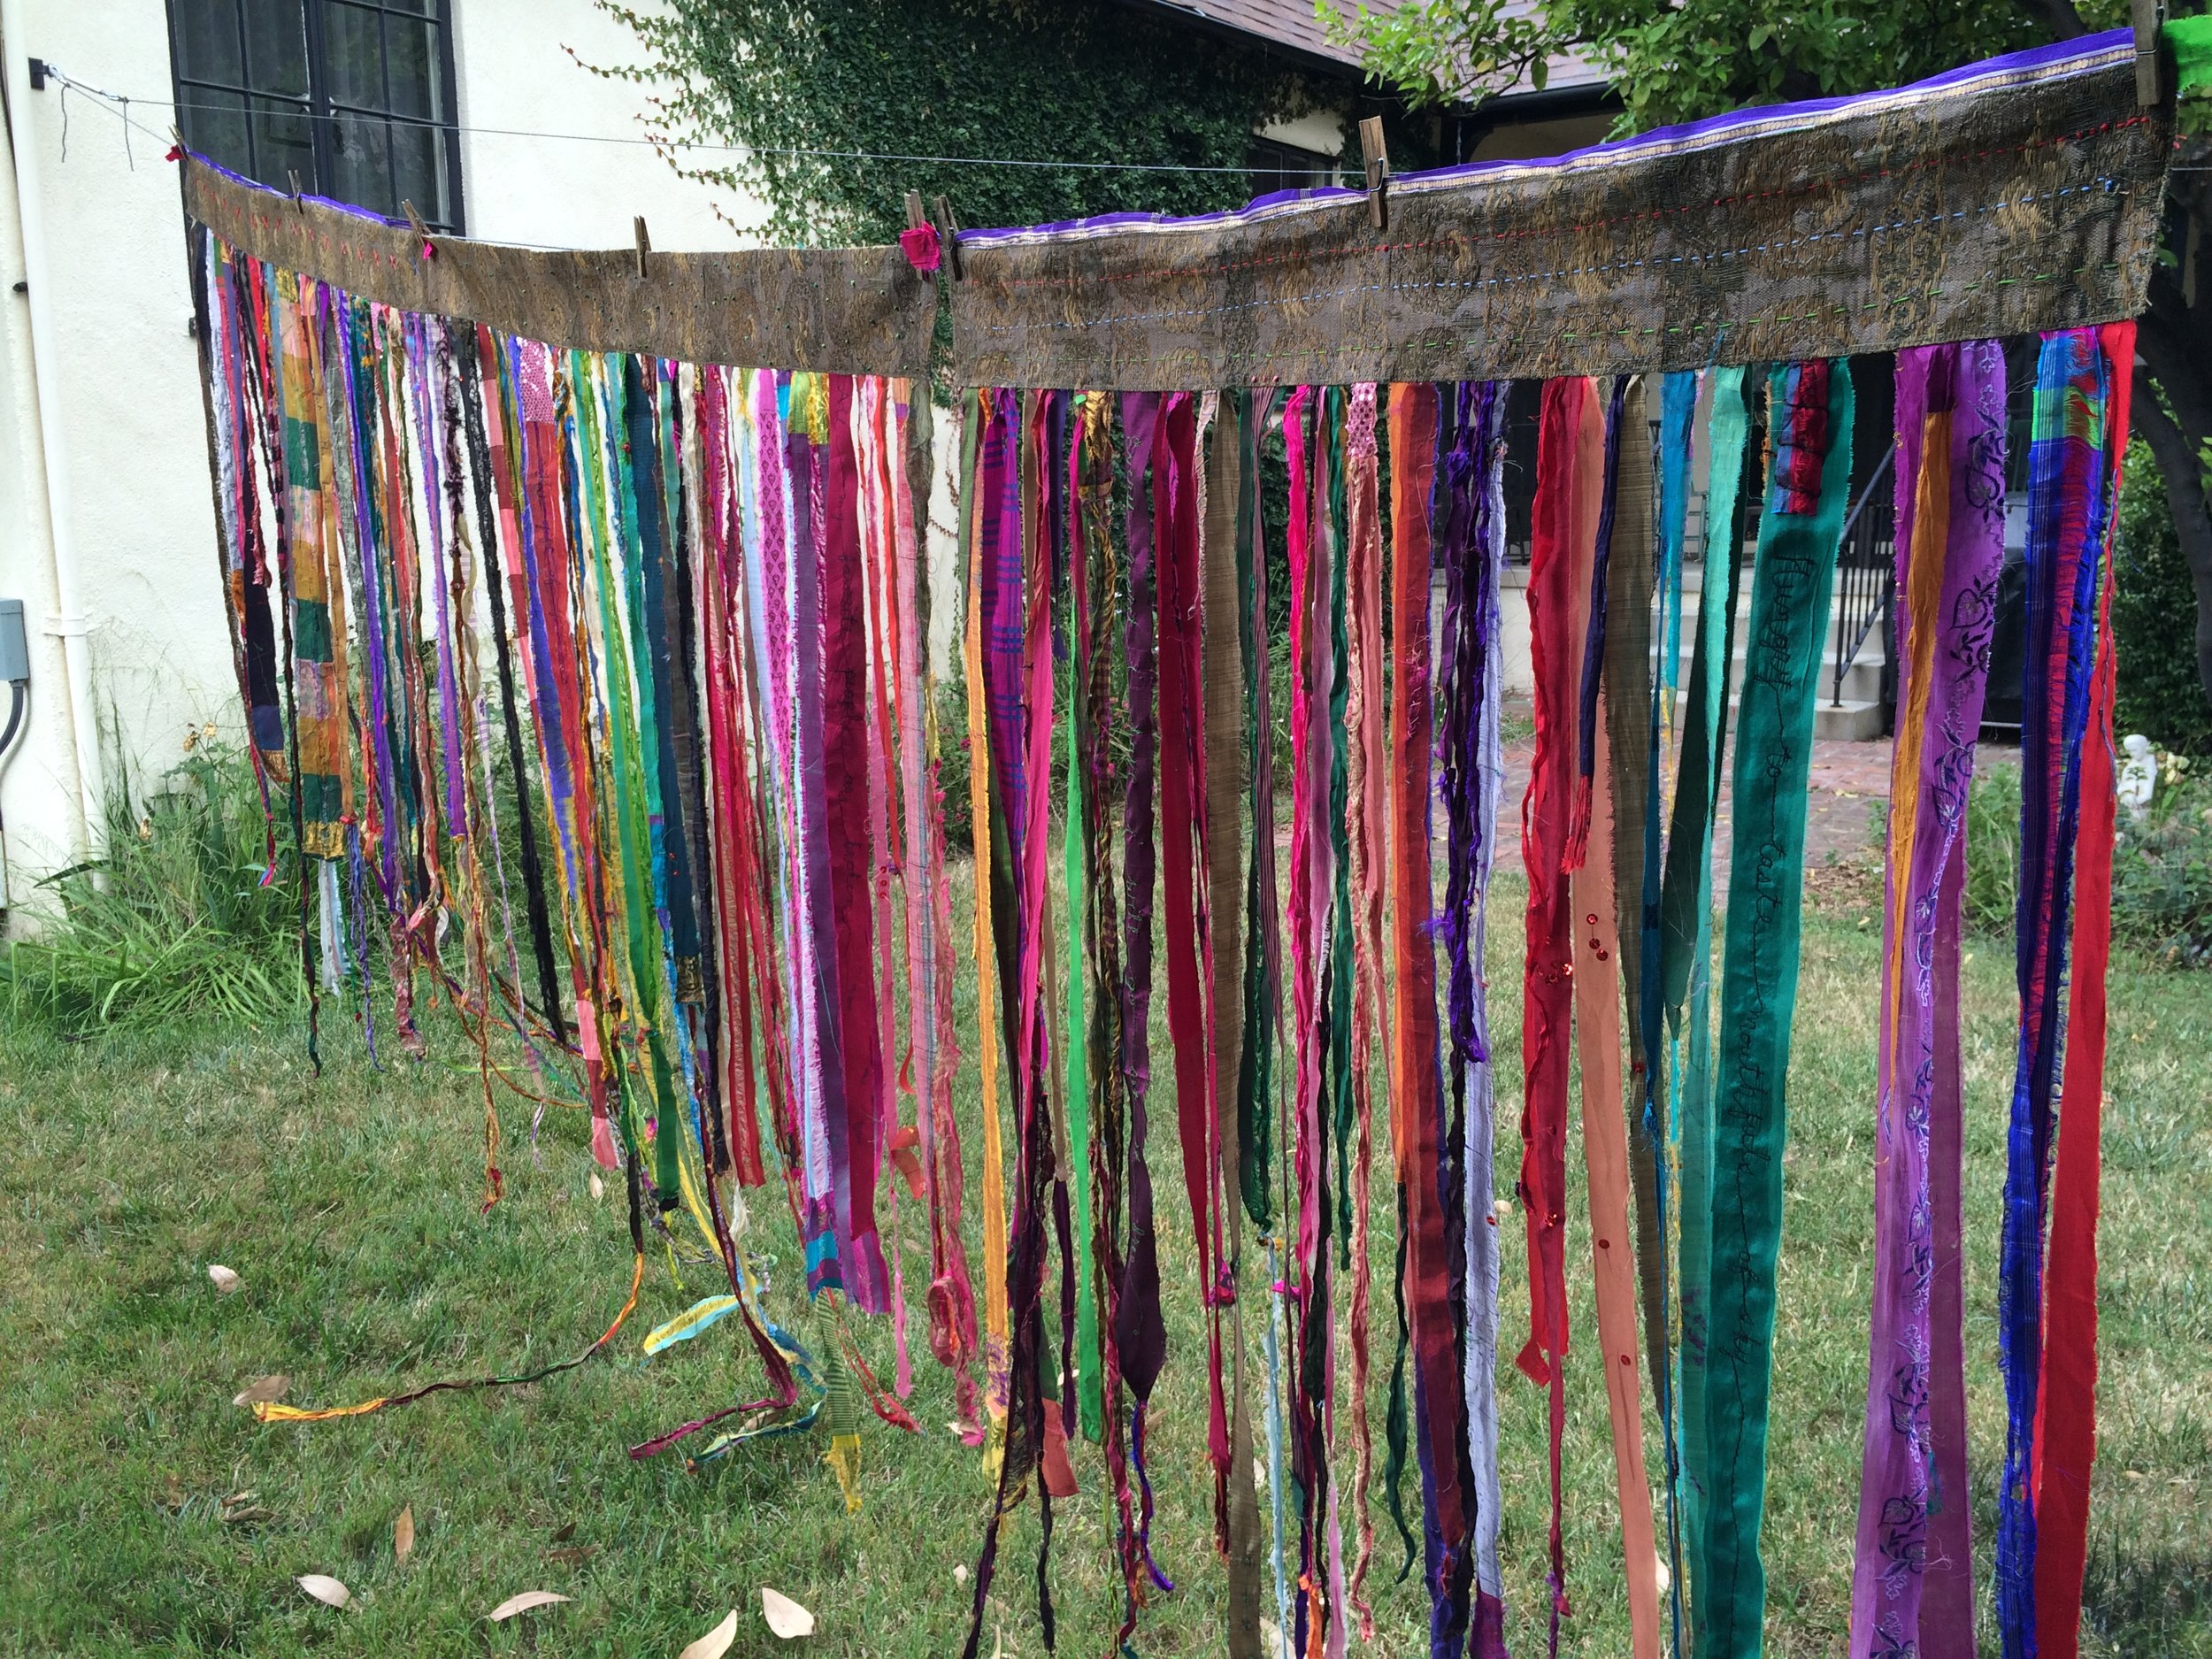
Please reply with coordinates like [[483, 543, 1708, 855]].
[[593, 0, 1348, 247]]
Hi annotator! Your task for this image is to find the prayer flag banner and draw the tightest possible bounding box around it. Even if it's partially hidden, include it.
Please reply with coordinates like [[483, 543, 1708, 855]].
[[178, 27, 2156, 1659]]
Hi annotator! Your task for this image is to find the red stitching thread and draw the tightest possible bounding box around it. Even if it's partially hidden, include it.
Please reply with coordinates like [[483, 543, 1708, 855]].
[[983, 116, 2151, 291]]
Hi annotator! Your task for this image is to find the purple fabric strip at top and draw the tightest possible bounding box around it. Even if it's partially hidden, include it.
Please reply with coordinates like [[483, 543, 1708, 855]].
[[1849, 341, 2005, 1659]]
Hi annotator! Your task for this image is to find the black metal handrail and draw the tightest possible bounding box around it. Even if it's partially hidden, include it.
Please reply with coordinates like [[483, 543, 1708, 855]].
[[1832, 438, 1898, 710]]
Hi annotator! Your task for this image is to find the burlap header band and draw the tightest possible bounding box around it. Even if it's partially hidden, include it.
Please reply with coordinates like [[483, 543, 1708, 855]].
[[182, 157, 936, 380], [949, 32, 2169, 389], [185, 31, 2170, 391]]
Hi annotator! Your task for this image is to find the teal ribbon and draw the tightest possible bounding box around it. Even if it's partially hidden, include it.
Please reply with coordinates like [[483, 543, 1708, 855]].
[[1697, 360, 1855, 1659], [1663, 365, 1750, 1615]]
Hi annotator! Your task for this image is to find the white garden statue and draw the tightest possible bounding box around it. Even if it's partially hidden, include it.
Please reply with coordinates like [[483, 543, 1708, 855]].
[[2116, 733, 2158, 815]]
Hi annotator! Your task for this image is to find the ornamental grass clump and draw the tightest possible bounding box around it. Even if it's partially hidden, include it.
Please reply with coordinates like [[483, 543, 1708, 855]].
[[1963, 750, 2212, 968], [0, 733, 303, 1033]]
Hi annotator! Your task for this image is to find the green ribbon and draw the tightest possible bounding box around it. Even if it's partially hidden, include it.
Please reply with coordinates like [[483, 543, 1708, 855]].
[[1661, 365, 1749, 1610], [1697, 360, 1855, 1659], [1066, 395, 1101, 1441], [572, 352, 679, 1200]]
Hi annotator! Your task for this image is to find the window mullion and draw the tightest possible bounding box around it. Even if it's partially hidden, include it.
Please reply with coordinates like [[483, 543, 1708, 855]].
[[234, 0, 257, 183], [304, 0, 335, 198], [380, 7, 397, 215]]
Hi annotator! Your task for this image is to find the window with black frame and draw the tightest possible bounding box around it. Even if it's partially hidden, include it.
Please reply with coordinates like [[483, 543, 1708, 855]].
[[167, 0, 464, 234]]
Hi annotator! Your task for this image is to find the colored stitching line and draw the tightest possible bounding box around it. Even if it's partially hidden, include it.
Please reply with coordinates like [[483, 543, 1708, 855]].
[[980, 116, 2153, 289], [977, 182, 2128, 338], [961, 262, 2122, 380]]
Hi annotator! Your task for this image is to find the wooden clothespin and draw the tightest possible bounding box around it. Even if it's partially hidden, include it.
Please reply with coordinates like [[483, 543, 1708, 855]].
[[400, 198, 434, 259], [1360, 116, 1389, 231], [904, 191, 927, 233], [931, 194, 964, 281], [2133, 0, 2164, 107], [634, 214, 651, 279], [288, 169, 305, 213]]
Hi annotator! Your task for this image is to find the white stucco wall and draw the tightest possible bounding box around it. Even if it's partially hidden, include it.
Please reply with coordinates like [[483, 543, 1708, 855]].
[[0, 0, 747, 919], [451, 0, 764, 250], [0, 0, 220, 902]]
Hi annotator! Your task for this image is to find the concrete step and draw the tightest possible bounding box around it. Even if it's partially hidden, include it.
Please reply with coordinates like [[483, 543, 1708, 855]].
[[1814, 698, 1887, 741], [1721, 693, 1887, 741]]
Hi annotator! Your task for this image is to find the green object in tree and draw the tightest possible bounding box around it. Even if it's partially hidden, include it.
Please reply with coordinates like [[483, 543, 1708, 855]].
[[2171, 13, 2212, 100]]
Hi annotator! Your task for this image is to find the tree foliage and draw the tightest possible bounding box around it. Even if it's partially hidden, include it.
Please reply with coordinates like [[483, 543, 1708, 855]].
[[1325, 0, 2117, 127], [595, 0, 1325, 247]]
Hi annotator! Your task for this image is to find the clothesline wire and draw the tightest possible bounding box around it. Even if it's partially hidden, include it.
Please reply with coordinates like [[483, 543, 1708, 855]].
[[46, 83, 661, 251], [40, 65, 1282, 176]]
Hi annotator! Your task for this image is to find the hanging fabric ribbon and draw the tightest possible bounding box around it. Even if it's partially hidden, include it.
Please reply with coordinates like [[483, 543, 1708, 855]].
[[2032, 319, 2132, 1659], [1519, 373, 1604, 1653], [1385, 380, 1477, 1658], [1995, 324, 2128, 1659], [1639, 369, 1698, 1657], [1700, 358, 1855, 1659], [1113, 390, 1172, 1645], [1342, 381, 1388, 1633], [1663, 365, 1751, 1623], [1848, 340, 2008, 1659], [1435, 379, 1511, 1659], [1571, 379, 1663, 1659], [1202, 390, 1269, 1658], [959, 389, 1014, 1459]]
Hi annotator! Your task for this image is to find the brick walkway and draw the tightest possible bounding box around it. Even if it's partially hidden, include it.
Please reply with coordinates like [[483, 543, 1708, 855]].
[[1489, 712, 1896, 895]]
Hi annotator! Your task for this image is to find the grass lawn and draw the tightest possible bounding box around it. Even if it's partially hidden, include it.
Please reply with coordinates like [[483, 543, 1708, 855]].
[[2, 867, 2207, 1656]]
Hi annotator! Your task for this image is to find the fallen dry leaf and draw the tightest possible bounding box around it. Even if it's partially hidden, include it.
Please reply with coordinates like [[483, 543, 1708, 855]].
[[487, 1590, 571, 1622], [232, 1375, 288, 1408], [207, 1264, 241, 1294], [678, 1609, 740, 1659], [544, 1546, 597, 1565], [296, 1573, 351, 1608], [549, 1519, 577, 1544], [761, 1586, 814, 1639], [393, 1505, 414, 1567], [588, 1171, 605, 1202]]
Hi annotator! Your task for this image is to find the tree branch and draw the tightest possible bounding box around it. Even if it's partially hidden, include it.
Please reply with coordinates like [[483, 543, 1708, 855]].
[[2139, 310, 2212, 460], [2021, 0, 2088, 40], [2133, 366, 2212, 708]]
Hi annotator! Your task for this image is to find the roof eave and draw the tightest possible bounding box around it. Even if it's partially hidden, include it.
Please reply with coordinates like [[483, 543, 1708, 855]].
[[1119, 0, 1379, 85]]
